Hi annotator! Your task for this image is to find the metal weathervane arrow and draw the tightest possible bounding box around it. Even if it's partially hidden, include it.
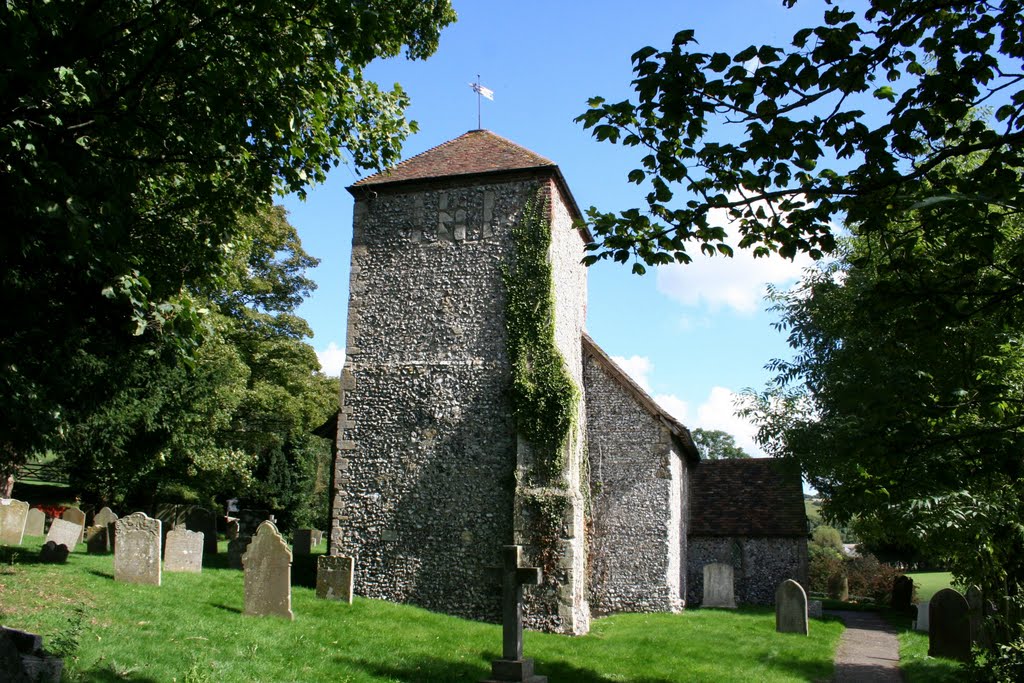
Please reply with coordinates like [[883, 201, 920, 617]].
[[469, 75, 494, 129]]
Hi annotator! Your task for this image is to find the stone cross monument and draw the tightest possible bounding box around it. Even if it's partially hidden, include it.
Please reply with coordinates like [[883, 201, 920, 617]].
[[482, 545, 547, 683]]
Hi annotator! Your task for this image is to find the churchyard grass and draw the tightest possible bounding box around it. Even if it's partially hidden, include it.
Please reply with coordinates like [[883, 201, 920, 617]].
[[1, 537, 843, 682], [905, 571, 954, 602]]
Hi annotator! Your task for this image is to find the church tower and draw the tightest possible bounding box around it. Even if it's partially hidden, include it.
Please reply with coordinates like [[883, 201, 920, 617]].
[[331, 130, 591, 634]]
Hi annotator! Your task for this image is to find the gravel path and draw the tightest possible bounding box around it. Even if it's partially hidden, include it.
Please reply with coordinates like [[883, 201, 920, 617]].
[[828, 610, 903, 682]]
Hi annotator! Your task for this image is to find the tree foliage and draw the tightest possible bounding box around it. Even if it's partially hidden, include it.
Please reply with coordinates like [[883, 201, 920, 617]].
[[576, 0, 1023, 273], [59, 206, 339, 525], [0, 0, 454, 462], [690, 428, 750, 460]]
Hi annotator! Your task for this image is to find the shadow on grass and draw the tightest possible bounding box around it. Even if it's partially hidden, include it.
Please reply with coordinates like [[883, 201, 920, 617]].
[[88, 569, 114, 580], [209, 603, 242, 614], [75, 665, 161, 683]]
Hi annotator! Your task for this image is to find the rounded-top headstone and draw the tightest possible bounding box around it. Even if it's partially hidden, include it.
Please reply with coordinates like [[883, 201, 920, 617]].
[[0, 499, 29, 546], [929, 588, 971, 661], [775, 579, 809, 635]]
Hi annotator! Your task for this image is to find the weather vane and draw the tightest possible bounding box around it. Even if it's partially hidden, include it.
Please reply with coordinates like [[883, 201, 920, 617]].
[[469, 74, 493, 129]]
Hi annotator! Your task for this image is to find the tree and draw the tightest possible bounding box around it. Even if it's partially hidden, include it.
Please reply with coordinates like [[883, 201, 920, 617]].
[[690, 428, 750, 460], [575, 1, 1023, 272], [58, 205, 339, 526], [740, 208, 1024, 606], [0, 1, 455, 467]]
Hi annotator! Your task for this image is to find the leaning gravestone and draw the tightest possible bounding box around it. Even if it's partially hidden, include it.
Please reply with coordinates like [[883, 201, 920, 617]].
[[892, 575, 914, 611], [61, 507, 87, 544], [316, 555, 355, 603], [114, 512, 162, 586], [293, 529, 314, 556], [775, 579, 809, 635], [242, 521, 293, 619], [186, 507, 218, 556], [85, 525, 109, 554], [702, 562, 737, 608], [164, 527, 204, 573], [93, 507, 118, 552], [45, 518, 82, 552], [24, 508, 46, 537], [0, 499, 29, 545], [929, 588, 971, 661], [39, 541, 69, 564]]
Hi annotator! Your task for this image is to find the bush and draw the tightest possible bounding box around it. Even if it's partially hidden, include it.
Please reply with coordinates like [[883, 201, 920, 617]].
[[812, 526, 844, 553], [967, 639, 1024, 682], [807, 543, 904, 605], [809, 542, 845, 594]]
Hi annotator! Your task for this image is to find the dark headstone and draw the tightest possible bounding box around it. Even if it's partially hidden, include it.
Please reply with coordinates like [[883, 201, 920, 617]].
[[481, 545, 546, 683], [827, 574, 849, 601], [0, 626, 65, 683], [186, 507, 219, 555], [293, 529, 314, 556], [39, 541, 69, 564], [85, 525, 108, 554], [929, 588, 971, 662], [93, 507, 118, 552], [892, 575, 914, 611], [966, 585, 984, 647], [227, 537, 248, 569]]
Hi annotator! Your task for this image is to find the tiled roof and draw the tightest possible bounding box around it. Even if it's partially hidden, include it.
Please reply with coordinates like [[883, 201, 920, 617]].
[[688, 459, 807, 537], [582, 333, 699, 462], [351, 129, 558, 187], [348, 130, 588, 232]]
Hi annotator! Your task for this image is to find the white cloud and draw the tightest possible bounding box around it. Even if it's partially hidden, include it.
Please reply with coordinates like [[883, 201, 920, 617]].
[[693, 386, 764, 457], [653, 393, 690, 423], [654, 198, 817, 314], [610, 354, 653, 393], [316, 342, 346, 377]]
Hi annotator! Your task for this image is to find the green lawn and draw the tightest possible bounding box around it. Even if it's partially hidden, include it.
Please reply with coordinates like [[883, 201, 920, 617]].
[[1, 537, 843, 682], [906, 571, 954, 602]]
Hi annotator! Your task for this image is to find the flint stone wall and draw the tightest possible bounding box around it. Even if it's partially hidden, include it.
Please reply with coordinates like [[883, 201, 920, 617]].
[[687, 536, 808, 606], [583, 351, 685, 615], [335, 177, 538, 624]]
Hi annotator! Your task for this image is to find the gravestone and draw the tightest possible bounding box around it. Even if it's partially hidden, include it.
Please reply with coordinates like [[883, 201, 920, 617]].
[[702, 562, 737, 608], [0, 498, 29, 545], [45, 518, 82, 552], [312, 530, 323, 546], [242, 521, 293, 619], [914, 601, 930, 632], [775, 579, 809, 635], [966, 585, 984, 646], [114, 512, 162, 586], [892, 575, 914, 611], [481, 545, 547, 683], [808, 599, 823, 619], [24, 508, 46, 537], [61, 507, 86, 544], [827, 574, 849, 601], [929, 588, 971, 661], [39, 541, 69, 564], [164, 527, 204, 573], [85, 525, 109, 554], [225, 518, 240, 540], [293, 529, 314, 556], [316, 555, 355, 602], [93, 507, 118, 552], [229, 509, 272, 569], [186, 507, 218, 556], [0, 626, 64, 683]]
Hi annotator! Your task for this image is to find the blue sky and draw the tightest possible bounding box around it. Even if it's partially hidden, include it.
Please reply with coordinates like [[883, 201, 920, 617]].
[[281, 1, 838, 456]]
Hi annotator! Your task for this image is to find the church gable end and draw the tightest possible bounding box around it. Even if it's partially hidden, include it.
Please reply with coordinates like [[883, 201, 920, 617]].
[[686, 459, 809, 606]]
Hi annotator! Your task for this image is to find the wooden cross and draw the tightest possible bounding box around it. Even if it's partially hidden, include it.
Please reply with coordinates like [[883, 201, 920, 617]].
[[496, 544, 542, 662]]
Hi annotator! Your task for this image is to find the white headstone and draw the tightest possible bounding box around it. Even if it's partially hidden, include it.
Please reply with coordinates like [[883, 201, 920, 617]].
[[0, 499, 29, 545], [44, 518, 82, 552], [702, 563, 737, 608], [114, 512, 162, 586], [164, 528, 204, 573]]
